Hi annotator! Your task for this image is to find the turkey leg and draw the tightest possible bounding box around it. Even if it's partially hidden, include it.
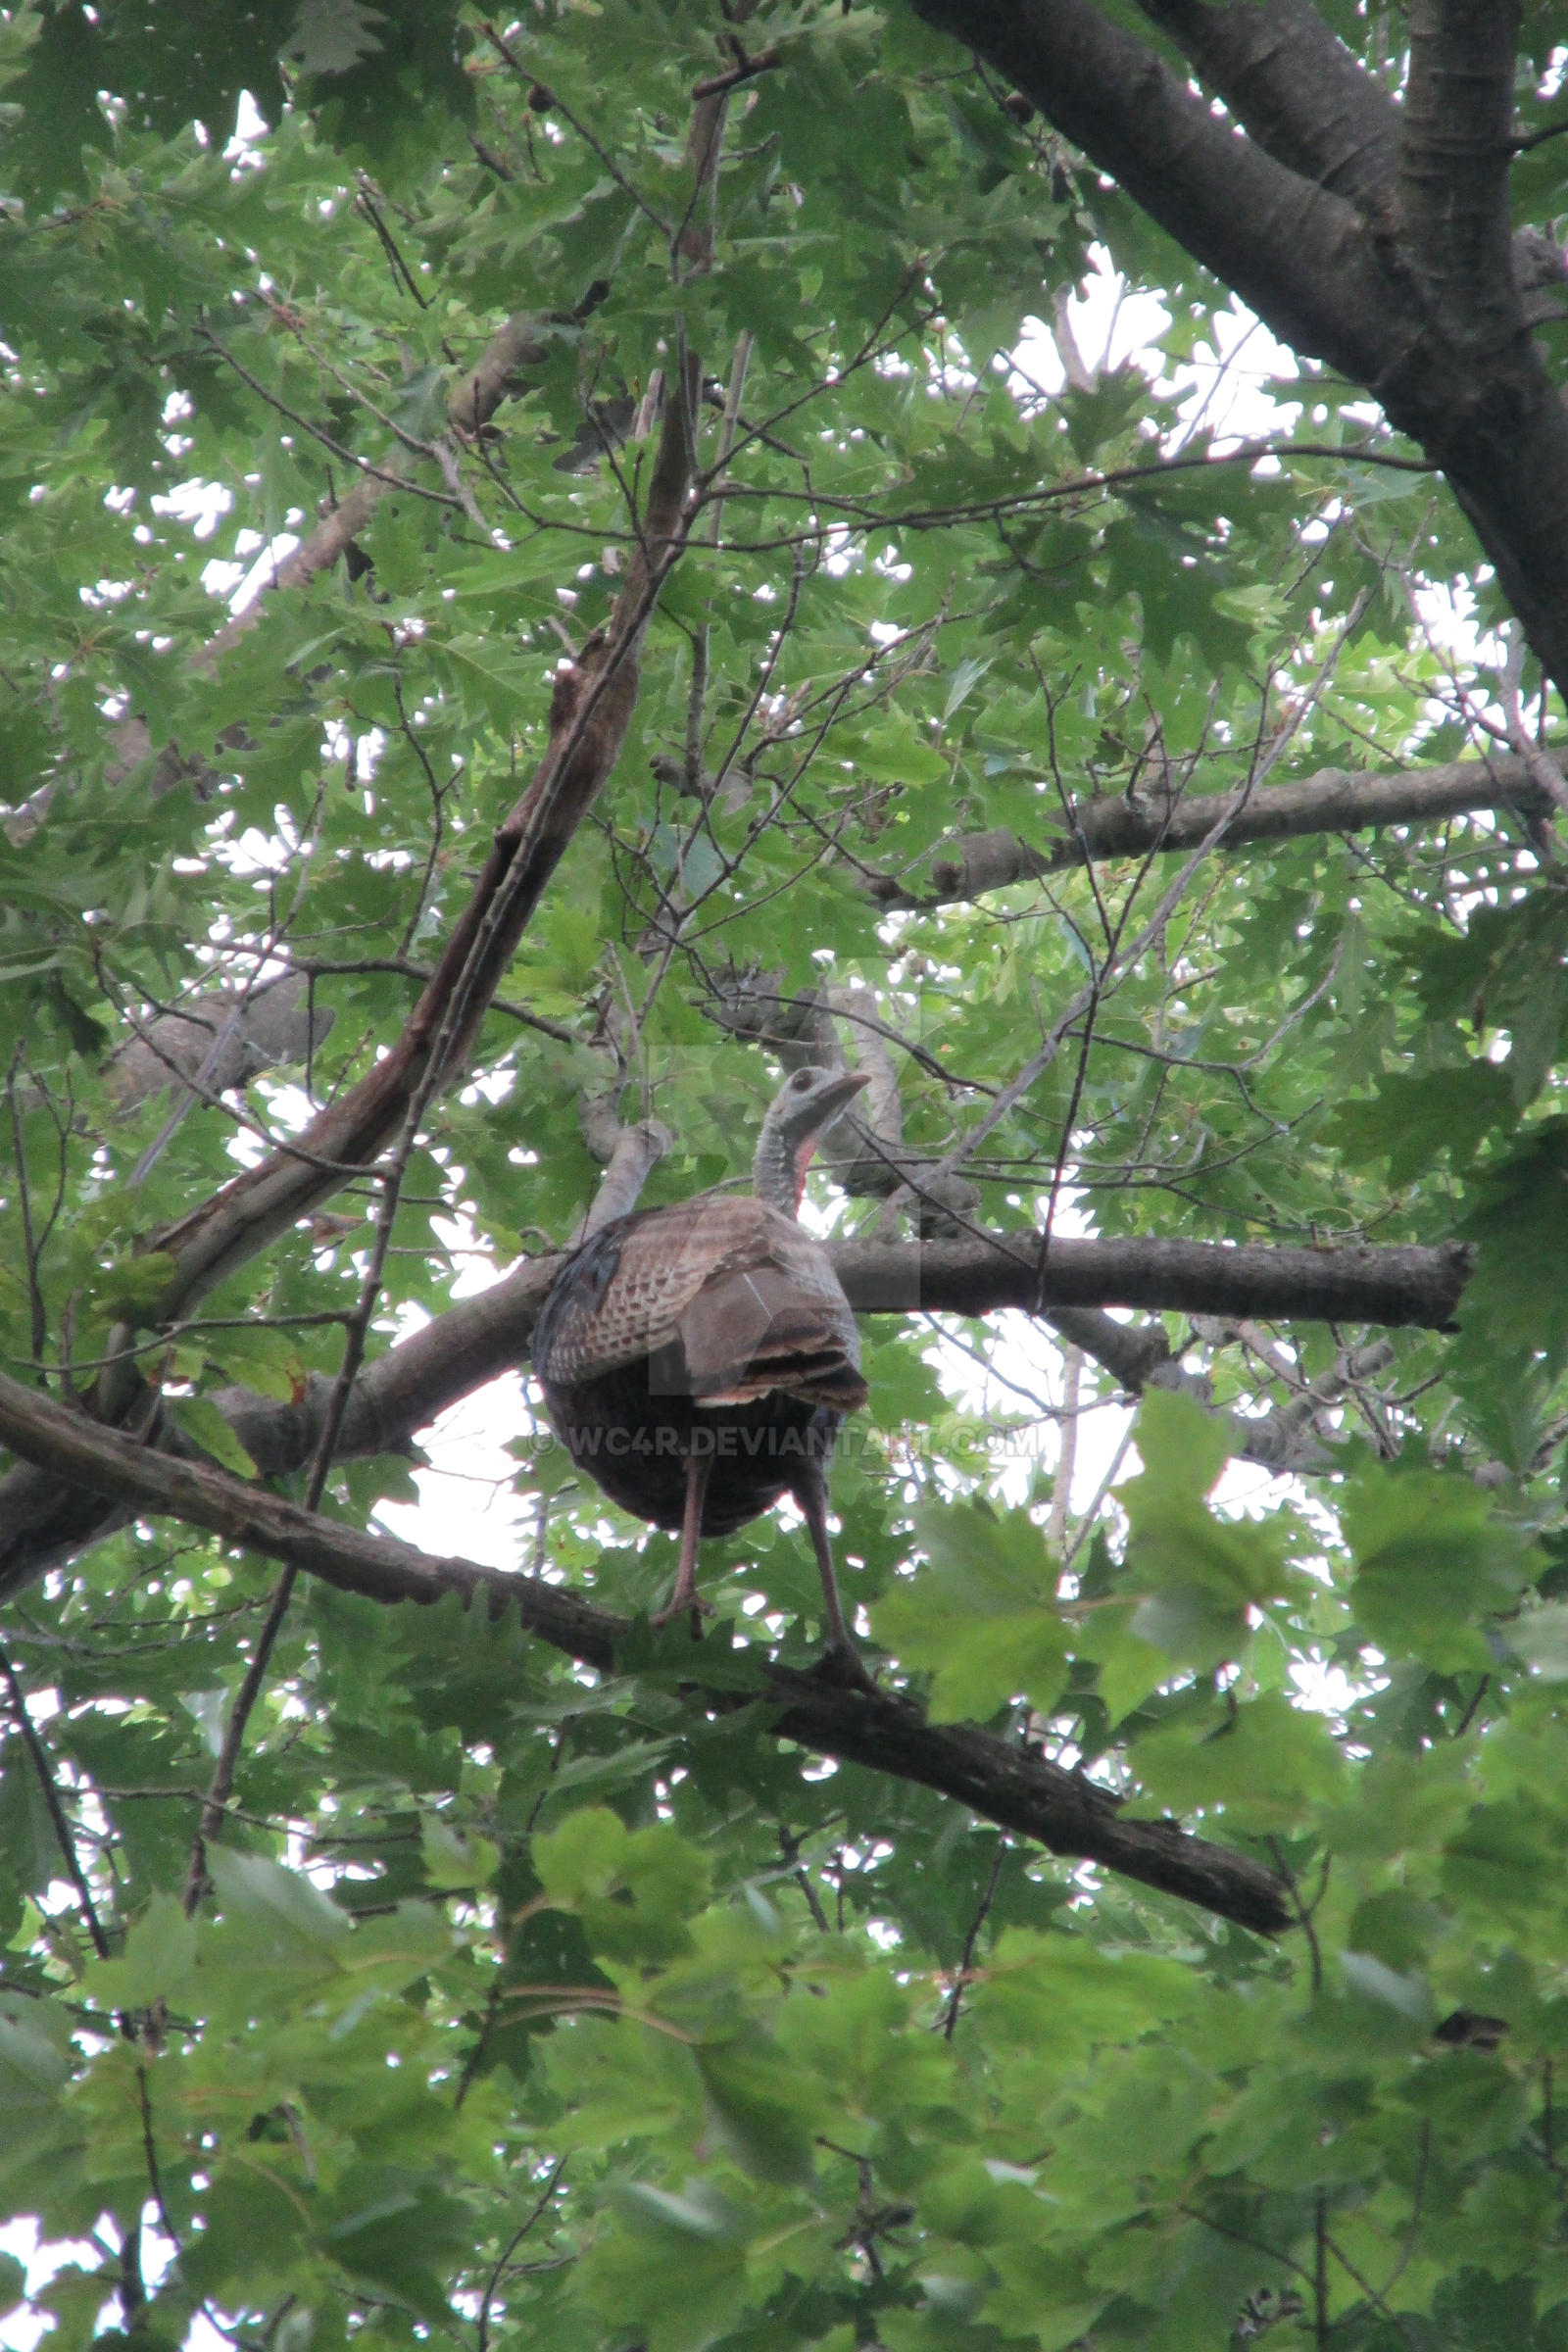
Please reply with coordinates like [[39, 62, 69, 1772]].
[[796, 1461, 874, 1690], [651, 1447, 712, 1634]]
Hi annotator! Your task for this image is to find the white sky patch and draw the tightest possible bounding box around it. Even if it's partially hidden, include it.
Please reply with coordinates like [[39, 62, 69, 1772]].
[[224, 87, 270, 164], [375, 1248, 534, 1572], [226, 530, 304, 613], [0, 2212, 230, 2352], [153, 479, 232, 544], [0, 2218, 98, 2351], [1010, 246, 1303, 455]]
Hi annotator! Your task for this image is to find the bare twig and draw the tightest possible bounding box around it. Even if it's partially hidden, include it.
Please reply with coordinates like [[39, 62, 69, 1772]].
[[940, 1836, 1006, 2038], [182, 1568, 300, 1915], [477, 2160, 567, 2352], [0, 1635, 110, 1960]]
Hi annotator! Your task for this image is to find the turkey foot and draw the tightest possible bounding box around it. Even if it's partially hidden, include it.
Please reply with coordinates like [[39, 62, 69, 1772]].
[[796, 1463, 875, 1692], [650, 1587, 715, 1636], [810, 1634, 878, 1695]]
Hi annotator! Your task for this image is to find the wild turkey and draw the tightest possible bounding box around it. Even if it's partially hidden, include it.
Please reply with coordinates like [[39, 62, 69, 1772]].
[[532, 1067, 871, 1663]]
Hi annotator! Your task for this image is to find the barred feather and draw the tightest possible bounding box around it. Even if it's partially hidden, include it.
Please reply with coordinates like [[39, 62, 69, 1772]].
[[534, 1193, 862, 1411]]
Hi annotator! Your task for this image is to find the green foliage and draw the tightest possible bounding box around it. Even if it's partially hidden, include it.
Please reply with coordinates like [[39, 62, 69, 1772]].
[[5, 2, 1568, 2347], [872, 1498, 1068, 1720]]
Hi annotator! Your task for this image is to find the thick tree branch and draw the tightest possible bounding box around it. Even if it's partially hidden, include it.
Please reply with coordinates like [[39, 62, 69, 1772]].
[[834, 1233, 1473, 1329], [1136, 0, 1397, 206], [908, 0, 1568, 704], [909, 0, 1389, 381], [865, 750, 1565, 907], [1136, 0, 1562, 315], [1383, 0, 1568, 727], [0, 1366, 1292, 1935], [0, 1228, 1473, 1604], [1398, 0, 1520, 339]]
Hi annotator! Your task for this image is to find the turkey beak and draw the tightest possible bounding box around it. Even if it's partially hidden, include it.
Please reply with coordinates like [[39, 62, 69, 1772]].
[[811, 1069, 871, 1138]]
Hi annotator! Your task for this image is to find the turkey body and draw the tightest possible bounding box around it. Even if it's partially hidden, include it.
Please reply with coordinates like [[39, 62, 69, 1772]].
[[532, 1191, 867, 1538], [537, 1355, 839, 1537]]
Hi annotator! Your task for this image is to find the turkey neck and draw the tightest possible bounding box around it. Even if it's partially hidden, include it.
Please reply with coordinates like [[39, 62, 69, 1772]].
[[751, 1109, 809, 1214]]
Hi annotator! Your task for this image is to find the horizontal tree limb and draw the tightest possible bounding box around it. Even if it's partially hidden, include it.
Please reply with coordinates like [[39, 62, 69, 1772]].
[[835, 1232, 1474, 1328], [0, 1365, 1293, 1936], [0, 1297, 1173, 1597], [0, 1227, 1472, 1604], [865, 752, 1562, 907]]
